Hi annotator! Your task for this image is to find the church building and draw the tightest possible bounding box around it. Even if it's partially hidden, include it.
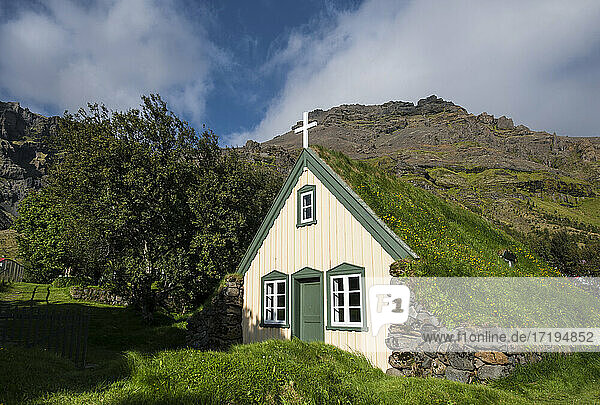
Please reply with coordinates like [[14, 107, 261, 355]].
[[236, 113, 418, 369]]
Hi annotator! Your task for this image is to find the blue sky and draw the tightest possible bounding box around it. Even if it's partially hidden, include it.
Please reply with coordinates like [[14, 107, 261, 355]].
[[1, 0, 599, 145]]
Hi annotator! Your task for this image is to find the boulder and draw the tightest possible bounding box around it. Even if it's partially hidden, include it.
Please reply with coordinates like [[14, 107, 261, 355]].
[[475, 351, 509, 365], [447, 353, 475, 371], [478, 112, 494, 124], [445, 367, 473, 383], [478, 364, 508, 380], [497, 116, 514, 130]]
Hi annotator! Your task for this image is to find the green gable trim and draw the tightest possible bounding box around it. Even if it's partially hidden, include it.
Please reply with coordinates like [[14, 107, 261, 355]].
[[236, 148, 417, 276], [236, 152, 306, 275], [291, 266, 322, 279], [260, 270, 290, 328], [296, 184, 317, 227], [326, 263, 368, 332]]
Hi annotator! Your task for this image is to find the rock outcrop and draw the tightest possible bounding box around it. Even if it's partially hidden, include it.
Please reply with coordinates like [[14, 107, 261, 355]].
[[0, 101, 58, 228]]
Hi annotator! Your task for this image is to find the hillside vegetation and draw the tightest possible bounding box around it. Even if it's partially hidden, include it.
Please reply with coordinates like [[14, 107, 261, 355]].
[[315, 146, 555, 277]]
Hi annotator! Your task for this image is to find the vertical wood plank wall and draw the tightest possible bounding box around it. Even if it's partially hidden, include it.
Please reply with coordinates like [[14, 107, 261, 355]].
[[242, 167, 395, 370]]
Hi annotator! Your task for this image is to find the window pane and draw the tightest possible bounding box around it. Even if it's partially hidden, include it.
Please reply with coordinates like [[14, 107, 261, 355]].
[[277, 281, 285, 294], [303, 207, 312, 221], [266, 296, 273, 307], [302, 193, 312, 207], [333, 292, 344, 307], [277, 309, 285, 321], [348, 276, 360, 291], [332, 277, 344, 292], [334, 308, 344, 323], [277, 295, 285, 307], [266, 282, 273, 294], [349, 292, 360, 307], [266, 308, 274, 321], [349, 308, 361, 323]]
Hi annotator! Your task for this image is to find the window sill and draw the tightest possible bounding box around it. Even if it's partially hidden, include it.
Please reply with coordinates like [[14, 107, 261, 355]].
[[326, 325, 368, 332], [296, 219, 317, 228], [260, 322, 290, 328]]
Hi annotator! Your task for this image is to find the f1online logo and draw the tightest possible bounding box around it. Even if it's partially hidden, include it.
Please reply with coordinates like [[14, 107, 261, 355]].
[[369, 285, 411, 336]]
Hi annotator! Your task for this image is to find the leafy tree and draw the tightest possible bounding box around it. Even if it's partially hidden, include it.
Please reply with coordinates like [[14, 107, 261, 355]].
[[14, 189, 70, 282], [17, 95, 282, 318], [529, 229, 600, 276]]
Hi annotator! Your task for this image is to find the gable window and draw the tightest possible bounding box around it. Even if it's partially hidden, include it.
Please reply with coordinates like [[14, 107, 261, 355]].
[[297, 185, 317, 227], [261, 270, 289, 327], [327, 263, 367, 331]]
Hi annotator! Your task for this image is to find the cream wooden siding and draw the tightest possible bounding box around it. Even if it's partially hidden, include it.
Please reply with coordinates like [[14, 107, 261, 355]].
[[242, 167, 395, 370]]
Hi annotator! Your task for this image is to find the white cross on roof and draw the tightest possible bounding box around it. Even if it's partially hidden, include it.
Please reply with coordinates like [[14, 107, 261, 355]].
[[294, 111, 317, 149]]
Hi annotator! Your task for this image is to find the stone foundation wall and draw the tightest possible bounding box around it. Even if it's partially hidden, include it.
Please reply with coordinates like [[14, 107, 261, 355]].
[[187, 275, 243, 351], [70, 286, 128, 306], [387, 351, 543, 383], [385, 278, 545, 383]]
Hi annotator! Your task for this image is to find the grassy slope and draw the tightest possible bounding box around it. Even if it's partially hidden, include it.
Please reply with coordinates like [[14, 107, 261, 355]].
[[314, 146, 555, 277], [423, 165, 600, 235]]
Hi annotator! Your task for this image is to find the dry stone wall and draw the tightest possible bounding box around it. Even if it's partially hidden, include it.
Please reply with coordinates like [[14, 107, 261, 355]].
[[386, 275, 545, 383], [69, 286, 128, 306], [186, 275, 243, 351], [387, 350, 543, 383]]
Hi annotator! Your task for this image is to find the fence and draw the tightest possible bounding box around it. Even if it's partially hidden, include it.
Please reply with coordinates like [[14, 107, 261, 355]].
[[0, 259, 24, 282], [0, 304, 90, 367]]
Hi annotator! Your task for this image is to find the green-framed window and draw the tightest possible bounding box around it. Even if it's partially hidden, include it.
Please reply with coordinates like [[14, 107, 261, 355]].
[[297, 184, 316, 227], [261, 270, 289, 328], [326, 263, 368, 332]]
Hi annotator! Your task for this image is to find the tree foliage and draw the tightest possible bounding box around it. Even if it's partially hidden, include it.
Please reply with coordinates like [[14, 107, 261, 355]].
[[14, 189, 69, 283], [16, 95, 282, 317], [529, 229, 600, 276]]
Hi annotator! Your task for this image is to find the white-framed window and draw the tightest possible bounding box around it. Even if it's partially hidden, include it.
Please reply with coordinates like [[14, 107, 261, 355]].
[[264, 279, 287, 325], [300, 190, 314, 223], [330, 274, 363, 326]]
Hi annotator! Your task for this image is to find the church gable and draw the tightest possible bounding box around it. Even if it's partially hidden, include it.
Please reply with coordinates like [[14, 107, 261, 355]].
[[236, 148, 417, 276]]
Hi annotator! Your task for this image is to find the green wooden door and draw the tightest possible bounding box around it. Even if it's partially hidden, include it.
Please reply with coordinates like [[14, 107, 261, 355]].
[[299, 281, 324, 341]]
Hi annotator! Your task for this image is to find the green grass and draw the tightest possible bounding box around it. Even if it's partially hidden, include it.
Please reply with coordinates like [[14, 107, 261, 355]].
[[532, 195, 600, 229], [1, 281, 600, 404], [0, 339, 521, 405], [0, 282, 187, 404], [4, 337, 600, 404], [492, 353, 600, 404], [314, 146, 555, 277]]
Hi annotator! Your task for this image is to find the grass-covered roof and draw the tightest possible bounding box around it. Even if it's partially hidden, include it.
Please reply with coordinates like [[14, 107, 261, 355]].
[[313, 145, 556, 277]]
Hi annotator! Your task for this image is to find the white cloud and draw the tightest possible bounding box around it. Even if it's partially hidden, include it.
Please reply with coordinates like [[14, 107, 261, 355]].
[[232, 0, 600, 145], [0, 0, 223, 122]]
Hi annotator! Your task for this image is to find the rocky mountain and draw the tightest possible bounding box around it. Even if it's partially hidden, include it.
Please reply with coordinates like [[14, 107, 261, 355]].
[[2, 96, 599, 262], [241, 95, 600, 241], [0, 102, 58, 229]]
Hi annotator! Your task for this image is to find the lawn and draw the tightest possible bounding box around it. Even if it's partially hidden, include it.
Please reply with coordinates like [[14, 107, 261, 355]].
[[2, 282, 600, 404], [0, 282, 187, 404]]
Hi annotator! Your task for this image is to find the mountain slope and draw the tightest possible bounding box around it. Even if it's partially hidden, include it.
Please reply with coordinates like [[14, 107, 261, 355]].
[[0, 101, 57, 229], [257, 96, 599, 274]]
